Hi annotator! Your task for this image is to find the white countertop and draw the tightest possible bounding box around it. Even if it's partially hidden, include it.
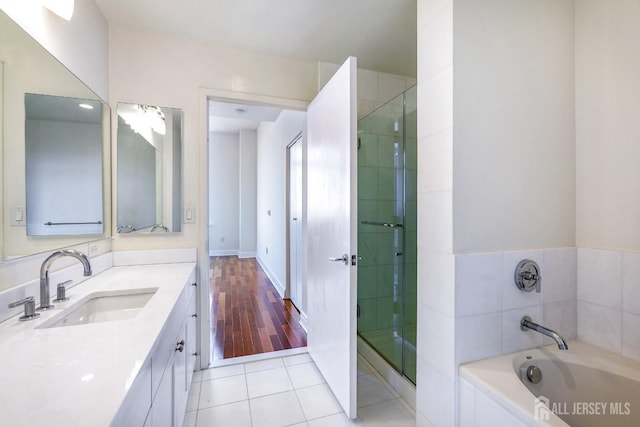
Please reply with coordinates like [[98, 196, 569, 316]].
[[0, 262, 196, 427]]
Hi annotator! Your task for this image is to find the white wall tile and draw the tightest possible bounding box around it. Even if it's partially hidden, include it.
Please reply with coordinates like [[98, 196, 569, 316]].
[[456, 252, 502, 317], [418, 250, 455, 315], [357, 68, 379, 102], [418, 130, 453, 194], [502, 250, 544, 311], [502, 306, 543, 354], [456, 313, 502, 365], [543, 247, 577, 303], [421, 1, 452, 80], [419, 66, 453, 138], [622, 252, 640, 315], [378, 73, 408, 103], [417, 0, 451, 31], [577, 248, 622, 309], [418, 307, 455, 379], [418, 191, 452, 253], [577, 301, 622, 353], [543, 300, 577, 345], [622, 312, 640, 362], [415, 361, 455, 427], [113, 248, 197, 266], [458, 377, 476, 427]]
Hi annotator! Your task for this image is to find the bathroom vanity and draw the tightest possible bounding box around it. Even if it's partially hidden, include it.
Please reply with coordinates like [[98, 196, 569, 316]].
[[0, 261, 197, 426]]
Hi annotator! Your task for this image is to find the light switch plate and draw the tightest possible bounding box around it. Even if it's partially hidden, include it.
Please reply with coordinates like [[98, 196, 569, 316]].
[[183, 204, 195, 224], [10, 207, 25, 226]]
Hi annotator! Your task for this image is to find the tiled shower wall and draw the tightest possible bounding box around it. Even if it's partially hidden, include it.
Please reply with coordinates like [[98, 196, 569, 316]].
[[318, 62, 416, 119]]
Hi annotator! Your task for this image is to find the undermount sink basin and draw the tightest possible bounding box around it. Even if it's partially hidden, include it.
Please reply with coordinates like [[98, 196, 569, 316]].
[[38, 288, 158, 329]]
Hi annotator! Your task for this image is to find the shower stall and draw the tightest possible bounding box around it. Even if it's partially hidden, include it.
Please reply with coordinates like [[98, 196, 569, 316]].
[[357, 85, 417, 384]]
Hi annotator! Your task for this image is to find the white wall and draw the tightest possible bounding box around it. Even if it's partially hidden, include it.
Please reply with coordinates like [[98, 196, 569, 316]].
[[452, 0, 575, 253], [575, 0, 640, 252], [1, 9, 109, 260], [0, 0, 109, 100], [574, 1, 640, 363], [256, 111, 306, 296], [239, 129, 257, 257], [416, 1, 575, 426], [209, 132, 240, 255], [109, 24, 317, 257]]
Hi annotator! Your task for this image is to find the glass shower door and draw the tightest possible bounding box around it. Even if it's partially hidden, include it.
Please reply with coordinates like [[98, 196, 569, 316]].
[[357, 89, 412, 379]]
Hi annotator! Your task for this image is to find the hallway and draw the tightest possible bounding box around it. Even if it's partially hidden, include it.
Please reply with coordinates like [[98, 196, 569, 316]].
[[210, 256, 307, 361]]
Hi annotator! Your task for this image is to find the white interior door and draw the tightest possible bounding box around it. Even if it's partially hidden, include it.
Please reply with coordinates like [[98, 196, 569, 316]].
[[306, 57, 358, 418], [288, 136, 303, 309]]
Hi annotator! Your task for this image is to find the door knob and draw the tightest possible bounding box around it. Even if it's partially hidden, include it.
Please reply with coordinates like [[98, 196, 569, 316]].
[[329, 254, 349, 265]]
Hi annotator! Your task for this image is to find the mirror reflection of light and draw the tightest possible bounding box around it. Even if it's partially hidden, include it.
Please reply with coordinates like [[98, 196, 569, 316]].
[[41, 0, 74, 21], [118, 104, 166, 147], [80, 373, 94, 382], [79, 103, 93, 110]]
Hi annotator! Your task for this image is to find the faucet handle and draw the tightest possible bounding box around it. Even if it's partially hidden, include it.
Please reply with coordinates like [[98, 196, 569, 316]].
[[8, 296, 41, 321], [54, 280, 72, 302]]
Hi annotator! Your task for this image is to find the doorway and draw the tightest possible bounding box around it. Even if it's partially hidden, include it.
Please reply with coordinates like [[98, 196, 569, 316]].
[[287, 135, 304, 314], [206, 95, 308, 363]]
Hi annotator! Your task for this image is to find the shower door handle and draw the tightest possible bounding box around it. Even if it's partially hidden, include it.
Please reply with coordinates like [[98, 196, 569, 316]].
[[329, 254, 349, 265]]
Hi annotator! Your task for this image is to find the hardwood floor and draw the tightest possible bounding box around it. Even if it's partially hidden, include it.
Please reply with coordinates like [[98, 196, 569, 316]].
[[210, 256, 307, 360]]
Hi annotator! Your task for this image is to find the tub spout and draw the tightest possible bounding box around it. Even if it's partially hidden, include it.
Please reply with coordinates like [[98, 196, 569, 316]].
[[520, 316, 568, 350]]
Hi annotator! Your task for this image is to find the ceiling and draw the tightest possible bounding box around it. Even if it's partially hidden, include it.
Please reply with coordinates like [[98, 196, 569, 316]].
[[207, 100, 283, 134], [95, 0, 417, 134], [94, 0, 417, 78]]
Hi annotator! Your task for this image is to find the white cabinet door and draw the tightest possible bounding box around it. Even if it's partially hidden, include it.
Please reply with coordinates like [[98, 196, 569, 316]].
[[151, 356, 174, 427], [173, 322, 188, 427], [306, 56, 358, 418]]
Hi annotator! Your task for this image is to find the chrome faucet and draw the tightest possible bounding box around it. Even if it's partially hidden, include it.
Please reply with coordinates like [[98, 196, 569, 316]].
[[520, 315, 568, 350], [39, 249, 92, 310]]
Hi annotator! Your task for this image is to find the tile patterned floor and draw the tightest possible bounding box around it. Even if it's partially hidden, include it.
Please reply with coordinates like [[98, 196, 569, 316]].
[[184, 352, 415, 427]]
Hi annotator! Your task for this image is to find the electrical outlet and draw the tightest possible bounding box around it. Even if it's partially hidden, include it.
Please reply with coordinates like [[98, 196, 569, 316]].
[[265, 247, 269, 254]]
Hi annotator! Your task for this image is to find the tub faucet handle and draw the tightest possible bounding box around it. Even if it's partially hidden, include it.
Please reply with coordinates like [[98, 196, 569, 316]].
[[515, 259, 541, 293]]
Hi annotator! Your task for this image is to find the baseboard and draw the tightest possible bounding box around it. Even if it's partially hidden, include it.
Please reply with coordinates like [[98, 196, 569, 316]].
[[298, 311, 309, 333], [209, 249, 238, 257], [238, 251, 256, 259], [256, 255, 285, 298]]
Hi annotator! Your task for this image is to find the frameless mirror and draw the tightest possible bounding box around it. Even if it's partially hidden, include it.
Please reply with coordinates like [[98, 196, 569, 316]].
[[117, 103, 182, 234], [25, 94, 104, 236], [1, 10, 110, 261]]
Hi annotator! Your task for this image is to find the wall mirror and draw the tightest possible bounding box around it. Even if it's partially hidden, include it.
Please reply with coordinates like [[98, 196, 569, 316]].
[[116, 103, 182, 234], [0, 10, 110, 261]]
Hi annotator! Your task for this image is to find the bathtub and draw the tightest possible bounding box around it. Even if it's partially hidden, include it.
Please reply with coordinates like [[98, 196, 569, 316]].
[[459, 341, 640, 426]]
